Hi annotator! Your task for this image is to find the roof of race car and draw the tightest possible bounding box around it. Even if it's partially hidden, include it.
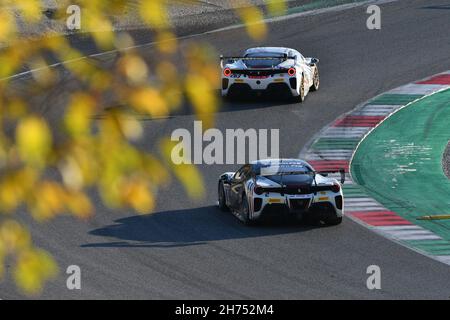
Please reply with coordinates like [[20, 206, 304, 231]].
[[251, 159, 313, 175], [244, 47, 293, 56], [251, 158, 309, 165]]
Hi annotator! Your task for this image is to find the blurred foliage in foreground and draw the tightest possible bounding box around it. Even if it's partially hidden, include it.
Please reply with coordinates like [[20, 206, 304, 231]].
[[0, 0, 286, 295]]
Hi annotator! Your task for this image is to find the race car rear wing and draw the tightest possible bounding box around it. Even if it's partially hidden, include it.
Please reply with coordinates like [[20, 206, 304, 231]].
[[316, 168, 346, 184], [220, 55, 296, 68]]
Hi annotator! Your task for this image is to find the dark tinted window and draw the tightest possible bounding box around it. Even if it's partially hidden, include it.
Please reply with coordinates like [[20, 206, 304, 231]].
[[253, 161, 312, 176], [265, 174, 313, 185], [244, 53, 284, 68], [233, 165, 252, 181]]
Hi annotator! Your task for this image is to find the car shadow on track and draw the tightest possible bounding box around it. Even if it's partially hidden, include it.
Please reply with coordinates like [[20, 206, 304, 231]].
[[81, 206, 325, 249], [96, 90, 295, 121], [421, 5, 450, 10]]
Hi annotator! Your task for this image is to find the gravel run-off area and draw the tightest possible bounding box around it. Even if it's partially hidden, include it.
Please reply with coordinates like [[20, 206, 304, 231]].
[[2, 0, 298, 45], [443, 142, 450, 179]]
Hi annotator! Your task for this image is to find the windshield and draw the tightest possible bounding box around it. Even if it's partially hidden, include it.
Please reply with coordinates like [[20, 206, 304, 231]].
[[265, 174, 313, 185], [243, 53, 284, 68]]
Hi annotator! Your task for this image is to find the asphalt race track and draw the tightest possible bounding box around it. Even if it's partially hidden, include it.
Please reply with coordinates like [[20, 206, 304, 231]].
[[2, 0, 450, 299]]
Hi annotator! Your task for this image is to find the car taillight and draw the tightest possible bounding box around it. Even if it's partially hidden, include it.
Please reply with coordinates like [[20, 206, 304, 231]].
[[223, 68, 232, 77], [331, 183, 341, 193], [254, 186, 264, 195], [288, 68, 296, 76]]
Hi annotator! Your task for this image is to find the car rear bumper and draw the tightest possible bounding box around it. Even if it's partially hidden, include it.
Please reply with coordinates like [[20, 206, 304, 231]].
[[222, 76, 299, 97], [251, 193, 343, 221]]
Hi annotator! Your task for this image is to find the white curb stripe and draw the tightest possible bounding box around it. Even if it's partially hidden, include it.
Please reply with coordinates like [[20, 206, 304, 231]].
[[306, 151, 354, 160], [320, 127, 371, 138], [383, 233, 442, 241], [375, 226, 442, 241], [306, 155, 352, 160], [327, 173, 353, 183], [359, 105, 401, 111], [436, 256, 450, 264], [345, 197, 383, 204], [307, 150, 355, 156], [306, 150, 356, 155], [359, 104, 403, 109], [388, 83, 449, 95], [352, 105, 402, 116], [351, 111, 394, 116], [375, 226, 423, 231], [345, 205, 386, 212]]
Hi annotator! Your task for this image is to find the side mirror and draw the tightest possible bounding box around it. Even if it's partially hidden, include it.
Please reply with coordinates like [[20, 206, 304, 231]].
[[309, 57, 319, 66], [220, 174, 231, 184], [339, 168, 345, 184]]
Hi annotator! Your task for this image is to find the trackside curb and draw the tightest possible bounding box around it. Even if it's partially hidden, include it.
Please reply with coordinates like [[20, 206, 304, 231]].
[[300, 71, 450, 266]]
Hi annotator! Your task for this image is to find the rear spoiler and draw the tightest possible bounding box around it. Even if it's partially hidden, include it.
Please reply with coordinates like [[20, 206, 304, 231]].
[[316, 168, 346, 184], [220, 54, 296, 68]]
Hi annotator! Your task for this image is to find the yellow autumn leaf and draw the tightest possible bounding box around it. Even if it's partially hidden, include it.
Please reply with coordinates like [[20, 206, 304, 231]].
[[119, 54, 149, 85], [28, 56, 56, 86], [185, 74, 218, 128], [89, 18, 115, 50], [0, 11, 16, 42], [14, 248, 58, 296], [121, 178, 155, 214], [6, 98, 27, 119], [0, 220, 31, 252], [119, 116, 143, 141], [64, 93, 96, 136], [161, 139, 205, 199], [0, 242, 4, 278], [142, 155, 170, 186], [16, 116, 52, 167], [129, 87, 169, 117], [139, 0, 169, 29], [30, 181, 65, 221], [239, 7, 267, 40], [66, 190, 94, 220], [267, 0, 287, 16], [156, 31, 177, 54], [16, 0, 42, 22], [0, 169, 39, 213], [0, 176, 22, 213]]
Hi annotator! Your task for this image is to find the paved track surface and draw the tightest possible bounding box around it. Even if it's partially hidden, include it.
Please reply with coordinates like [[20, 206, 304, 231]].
[[2, 0, 450, 299]]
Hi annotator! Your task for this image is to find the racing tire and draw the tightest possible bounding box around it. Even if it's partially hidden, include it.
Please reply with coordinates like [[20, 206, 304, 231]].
[[310, 67, 320, 91], [324, 215, 343, 226], [294, 76, 306, 103], [218, 182, 228, 211], [241, 194, 255, 226], [222, 93, 235, 102]]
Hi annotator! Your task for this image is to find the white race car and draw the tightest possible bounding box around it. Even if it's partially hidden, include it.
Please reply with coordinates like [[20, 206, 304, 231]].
[[220, 47, 319, 101], [218, 159, 345, 225]]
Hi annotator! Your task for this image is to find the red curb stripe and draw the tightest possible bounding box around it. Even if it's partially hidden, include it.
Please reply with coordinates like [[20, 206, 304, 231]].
[[308, 160, 349, 172], [333, 115, 385, 127], [350, 211, 412, 226], [417, 74, 450, 85], [363, 216, 404, 222], [365, 220, 413, 226], [350, 210, 397, 217]]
